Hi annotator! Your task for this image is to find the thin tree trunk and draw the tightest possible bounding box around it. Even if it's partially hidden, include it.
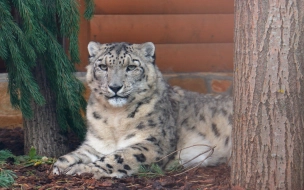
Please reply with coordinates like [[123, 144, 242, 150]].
[[232, 0, 304, 189], [23, 61, 70, 158]]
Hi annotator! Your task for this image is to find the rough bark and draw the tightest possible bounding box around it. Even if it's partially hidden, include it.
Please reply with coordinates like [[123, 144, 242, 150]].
[[232, 0, 304, 189], [23, 61, 70, 158]]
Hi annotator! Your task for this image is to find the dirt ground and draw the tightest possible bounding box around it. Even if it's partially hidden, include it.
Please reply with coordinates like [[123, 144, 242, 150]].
[[0, 127, 243, 190]]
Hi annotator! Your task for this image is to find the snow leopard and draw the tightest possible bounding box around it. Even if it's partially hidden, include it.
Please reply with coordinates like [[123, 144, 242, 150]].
[[53, 42, 232, 179]]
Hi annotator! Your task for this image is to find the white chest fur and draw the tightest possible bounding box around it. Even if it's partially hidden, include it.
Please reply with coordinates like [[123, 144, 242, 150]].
[[86, 105, 145, 155]]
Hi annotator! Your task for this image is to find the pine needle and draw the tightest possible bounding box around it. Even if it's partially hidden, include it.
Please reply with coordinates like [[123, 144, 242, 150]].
[[0, 150, 16, 165], [0, 169, 17, 188]]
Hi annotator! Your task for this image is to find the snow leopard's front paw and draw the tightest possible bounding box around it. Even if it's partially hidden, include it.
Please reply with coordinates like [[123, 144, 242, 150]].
[[53, 160, 106, 179], [53, 156, 76, 175]]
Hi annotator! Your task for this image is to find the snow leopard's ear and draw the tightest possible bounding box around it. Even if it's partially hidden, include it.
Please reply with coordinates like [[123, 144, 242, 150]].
[[133, 42, 155, 64], [88, 41, 100, 57], [139, 42, 155, 58]]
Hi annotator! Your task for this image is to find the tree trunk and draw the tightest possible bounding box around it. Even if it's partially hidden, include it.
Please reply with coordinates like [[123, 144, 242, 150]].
[[232, 0, 304, 189], [23, 61, 70, 158]]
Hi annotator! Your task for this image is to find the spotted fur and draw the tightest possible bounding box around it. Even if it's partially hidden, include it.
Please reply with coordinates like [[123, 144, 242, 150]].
[[53, 42, 232, 178]]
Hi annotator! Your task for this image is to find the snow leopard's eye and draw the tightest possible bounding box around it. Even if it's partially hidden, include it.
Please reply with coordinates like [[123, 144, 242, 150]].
[[126, 65, 136, 72], [98, 64, 108, 71]]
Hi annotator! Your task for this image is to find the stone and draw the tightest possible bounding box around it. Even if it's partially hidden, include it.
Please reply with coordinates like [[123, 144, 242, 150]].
[[211, 79, 232, 93], [167, 76, 207, 94], [0, 83, 22, 127]]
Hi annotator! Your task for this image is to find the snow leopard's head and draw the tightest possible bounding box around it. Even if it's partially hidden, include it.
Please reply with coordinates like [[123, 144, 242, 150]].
[[86, 41, 163, 107]]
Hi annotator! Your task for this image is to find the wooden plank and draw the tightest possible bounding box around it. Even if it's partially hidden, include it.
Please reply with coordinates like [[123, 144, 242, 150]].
[[95, 0, 234, 14], [155, 43, 233, 72], [90, 14, 234, 44], [76, 43, 233, 72]]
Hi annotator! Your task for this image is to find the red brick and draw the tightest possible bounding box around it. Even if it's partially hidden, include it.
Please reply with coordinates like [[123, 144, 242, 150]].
[[167, 77, 207, 94], [211, 79, 232, 93]]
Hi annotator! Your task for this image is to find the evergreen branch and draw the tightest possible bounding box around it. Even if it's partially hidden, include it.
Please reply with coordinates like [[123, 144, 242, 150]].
[[2, 33, 45, 114], [0, 3, 48, 111], [56, 0, 80, 37], [84, 0, 94, 20], [2, 0, 87, 138], [56, 107, 69, 132], [6, 40, 45, 114], [0, 150, 15, 164], [0, 169, 17, 188], [11, 0, 34, 33], [20, 82, 34, 118], [55, 0, 81, 63], [6, 62, 20, 109], [0, 0, 10, 15], [41, 28, 86, 138], [0, 4, 37, 64], [69, 30, 80, 63], [0, 0, 11, 60], [0, 30, 9, 60], [11, 0, 47, 56], [26, 0, 43, 19], [40, 0, 57, 35]]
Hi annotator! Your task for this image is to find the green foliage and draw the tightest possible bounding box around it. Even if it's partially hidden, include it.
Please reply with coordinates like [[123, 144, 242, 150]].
[[0, 150, 16, 165], [22, 147, 55, 167], [84, 0, 95, 20], [165, 159, 183, 173], [137, 160, 185, 178], [0, 148, 56, 188], [0, 169, 17, 188], [0, 0, 94, 139], [0, 150, 17, 188], [28, 146, 37, 160], [0, 147, 55, 167], [138, 163, 164, 178]]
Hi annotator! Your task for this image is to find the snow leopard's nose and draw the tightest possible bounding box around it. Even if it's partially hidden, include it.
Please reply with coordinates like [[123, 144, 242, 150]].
[[109, 85, 123, 93]]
